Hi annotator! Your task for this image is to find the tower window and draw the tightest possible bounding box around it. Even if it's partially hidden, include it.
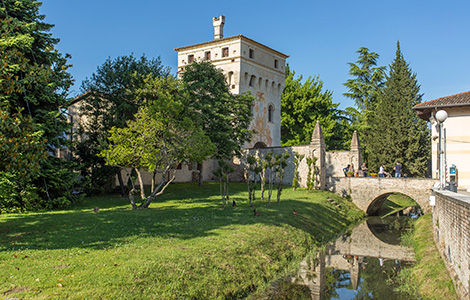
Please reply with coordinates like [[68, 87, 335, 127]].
[[188, 54, 194, 63], [249, 75, 256, 87], [274, 59, 279, 69], [222, 47, 229, 58], [268, 104, 274, 122], [204, 51, 211, 60], [228, 71, 234, 87], [249, 49, 254, 59]]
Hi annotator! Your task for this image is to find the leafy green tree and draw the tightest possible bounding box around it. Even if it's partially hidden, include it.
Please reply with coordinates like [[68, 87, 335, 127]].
[[343, 47, 386, 162], [306, 156, 317, 192], [246, 155, 257, 207], [266, 152, 276, 206], [0, 105, 47, 212], [100, 76, 215, 209], [76, 54, 170, 194], [1, 0, 79, 209], [275, 152, 290, 204], [181, 61, 254, 184], [367, 42, 430, 177], [292, 152, 305, 190], [214, 159, 234, 208], [344, 47, 386, 112], [281, 66, 351, 150], [258, 156, 268, 201]]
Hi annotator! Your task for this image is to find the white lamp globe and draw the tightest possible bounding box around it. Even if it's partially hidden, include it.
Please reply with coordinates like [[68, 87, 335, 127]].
[[436, 110, 448, 123]]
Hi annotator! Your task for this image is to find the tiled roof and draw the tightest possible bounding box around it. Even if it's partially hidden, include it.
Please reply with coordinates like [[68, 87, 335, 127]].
[[174, 35, 289, 58], [414, 90, 470, 109]]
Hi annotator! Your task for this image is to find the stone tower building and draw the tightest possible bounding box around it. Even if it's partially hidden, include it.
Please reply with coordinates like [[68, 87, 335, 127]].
[[174, 15, 289, 148]]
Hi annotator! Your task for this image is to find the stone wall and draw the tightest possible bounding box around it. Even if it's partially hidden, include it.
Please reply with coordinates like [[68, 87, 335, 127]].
[[432, 191, 470, 299], [232, 123, 362, 189], [116, 160, 218, 187], [239, 145, 352, 188], [325, 151, 354, 177]]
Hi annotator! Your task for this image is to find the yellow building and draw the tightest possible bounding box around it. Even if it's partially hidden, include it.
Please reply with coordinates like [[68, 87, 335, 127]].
[[414, 91, 470, 191], [174, 16, 289, 148]]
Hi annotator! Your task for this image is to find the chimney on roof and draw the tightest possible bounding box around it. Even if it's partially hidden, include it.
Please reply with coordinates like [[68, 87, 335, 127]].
[[212, 15, 225, 40]]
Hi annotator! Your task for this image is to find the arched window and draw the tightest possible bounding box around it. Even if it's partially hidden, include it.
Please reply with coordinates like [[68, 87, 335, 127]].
[[249, 75, 256, 87], [227, 71, 234, 88], [268, 103, 275, 122], [253, 142, 267, 149]]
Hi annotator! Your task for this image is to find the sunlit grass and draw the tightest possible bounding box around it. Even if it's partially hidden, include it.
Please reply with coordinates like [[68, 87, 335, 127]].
[[0, 182, 364, 299], [396, 214, 457, 299]]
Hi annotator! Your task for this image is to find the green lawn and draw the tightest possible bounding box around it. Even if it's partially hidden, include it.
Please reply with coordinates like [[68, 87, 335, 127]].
[[0, 182, 364, 299]]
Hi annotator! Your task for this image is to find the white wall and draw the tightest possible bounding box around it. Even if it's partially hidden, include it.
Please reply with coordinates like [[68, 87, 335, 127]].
[[431, 107, 470, 190]]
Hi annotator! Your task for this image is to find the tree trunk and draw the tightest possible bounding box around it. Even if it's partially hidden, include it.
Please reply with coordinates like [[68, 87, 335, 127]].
[[268, 167, 274, 206], [220, 177, 225, 208], [126, 173, 138, 209], [260, 170, 265, 201], [198, 161, 204, 186], [253, 176, 257, 204], [247, 171, 252, 207], [141, 165, 174, 209], [225, 177, 229, 202], [116, 167, 127, 197], [151, 169, 156, 193], [135, 168, 146, 200], [128, 188, 138, 209]]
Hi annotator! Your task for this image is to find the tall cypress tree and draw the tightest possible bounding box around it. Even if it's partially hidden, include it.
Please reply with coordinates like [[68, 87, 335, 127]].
[[368, 42, 430, 176]]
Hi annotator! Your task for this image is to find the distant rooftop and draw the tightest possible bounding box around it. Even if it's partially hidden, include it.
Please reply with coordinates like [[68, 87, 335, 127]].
[[414, 90, 470, 109]]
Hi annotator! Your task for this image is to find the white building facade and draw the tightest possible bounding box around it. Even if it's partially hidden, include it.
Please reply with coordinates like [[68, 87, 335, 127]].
[[414, 91, 470, 191], [174, 16, 289, 148]]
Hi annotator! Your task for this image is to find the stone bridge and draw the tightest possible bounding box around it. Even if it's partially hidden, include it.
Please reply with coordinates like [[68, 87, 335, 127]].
[[325, 177, 437, 215]]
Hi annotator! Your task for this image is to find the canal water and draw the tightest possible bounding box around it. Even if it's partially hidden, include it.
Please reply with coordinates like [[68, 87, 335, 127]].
[[264, 216, 416, 299]]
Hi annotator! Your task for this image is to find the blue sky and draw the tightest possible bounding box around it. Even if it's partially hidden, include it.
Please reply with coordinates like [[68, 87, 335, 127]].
[[40, 0, 470, 110]]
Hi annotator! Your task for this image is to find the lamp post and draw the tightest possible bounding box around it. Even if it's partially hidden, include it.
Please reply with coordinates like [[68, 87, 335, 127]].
[[435, 110, 448, 190]]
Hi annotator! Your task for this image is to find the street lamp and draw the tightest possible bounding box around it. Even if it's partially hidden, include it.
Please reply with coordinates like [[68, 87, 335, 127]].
[[435, 110, 448, 190]]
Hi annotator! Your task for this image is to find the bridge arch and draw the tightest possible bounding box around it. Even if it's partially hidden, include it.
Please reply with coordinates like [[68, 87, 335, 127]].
[[366, 192, 420, 216]]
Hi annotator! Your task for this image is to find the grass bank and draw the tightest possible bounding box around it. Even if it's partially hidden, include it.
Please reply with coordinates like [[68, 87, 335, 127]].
[[396, 214, 457, 299], [0, 182, 364, 299]]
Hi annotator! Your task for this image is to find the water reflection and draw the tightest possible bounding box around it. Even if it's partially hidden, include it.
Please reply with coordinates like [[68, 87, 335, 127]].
[[269, 217, 415, 299]]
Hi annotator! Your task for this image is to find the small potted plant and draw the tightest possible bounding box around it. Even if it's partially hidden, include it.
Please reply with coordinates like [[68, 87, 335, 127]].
[[370, 173, 377, 177], [346, 171, 354, 177]]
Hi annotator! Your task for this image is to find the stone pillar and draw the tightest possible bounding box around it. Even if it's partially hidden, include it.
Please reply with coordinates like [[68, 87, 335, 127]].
[[350, 130, 361, 174], [349, 256, 360, 291], [310, 121, 326, 190], [212, 15, 225, 40], [297, 251, 325, 300]]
